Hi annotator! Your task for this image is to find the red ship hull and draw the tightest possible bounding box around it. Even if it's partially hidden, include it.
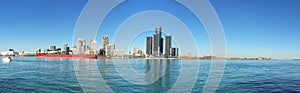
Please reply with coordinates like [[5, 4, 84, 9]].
[[36, 54, 97, 59]]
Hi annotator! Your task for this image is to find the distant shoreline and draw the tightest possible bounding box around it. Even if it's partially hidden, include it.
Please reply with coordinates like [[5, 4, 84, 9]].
[[1, 55, 299, 61]]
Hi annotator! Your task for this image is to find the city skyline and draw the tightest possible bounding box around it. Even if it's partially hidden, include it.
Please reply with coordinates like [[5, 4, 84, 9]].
[[0, 0, 299, 59], [27, 27, 179, 58]]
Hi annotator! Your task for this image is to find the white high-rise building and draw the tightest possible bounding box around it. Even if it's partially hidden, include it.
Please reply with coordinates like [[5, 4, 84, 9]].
[[76, 38, 85, 55], [105, 44, 115, 57], [90, 39, 97, 54]]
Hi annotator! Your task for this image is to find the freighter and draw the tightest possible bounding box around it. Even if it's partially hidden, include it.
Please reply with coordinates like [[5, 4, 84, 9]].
[[36, 53, 97, 59]]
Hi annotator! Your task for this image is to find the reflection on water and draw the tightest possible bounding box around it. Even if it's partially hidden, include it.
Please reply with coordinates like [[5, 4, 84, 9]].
[[145, 59, 166, 85], [74, 58, 113, 93], [1, 57, 300, 93], [78, 59, 180, 93], [73, 59, 180, 93], [147, 59, 175, 93]]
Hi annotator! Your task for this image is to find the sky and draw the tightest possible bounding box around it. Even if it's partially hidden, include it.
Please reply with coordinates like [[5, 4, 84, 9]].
[[0, 0, 299, 59]]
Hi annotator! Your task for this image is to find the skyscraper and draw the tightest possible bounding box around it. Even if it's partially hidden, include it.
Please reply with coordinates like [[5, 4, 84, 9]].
[[146, 36, 152, 55], [170, 47, 179, 57], [49, 46, 56, 51], [63, 44, 70, 55], [156, 27, 162, 37], [160, 38, 164, 55], [90, 39, 97, 54], [83, 39, 87, 52], [165, 36, 171, 55], [76, 38, 85, 55], [105, 44, 115, 57], [152, 27, 163, 56], [63, 44, 68, 51], [101, 35, 109, 50]]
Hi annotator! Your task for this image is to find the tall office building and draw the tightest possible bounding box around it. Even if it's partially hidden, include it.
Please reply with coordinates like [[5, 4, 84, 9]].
[[101, 35, 109, 49], [65, 47, 70, 55], [165, 36, 171, 55], [152, 27, 163, 56], [170, 47, 179, 57], [82, 39, 87, 52], [160, 38, 164, 55], [146, 36, 152, 55], [90, 39, 97, 50], [49, 46, 56, 51], [76, 38, 85, 55], [105, 44, 115, 57], [99, 49, 106, 56], [90, 39, 97, 54], [157, 27, 164, 55], [63, 44, 70, 55], [156, 27, 162, 37], [153, 34, 159, 55], [63, 44, 68, 51]]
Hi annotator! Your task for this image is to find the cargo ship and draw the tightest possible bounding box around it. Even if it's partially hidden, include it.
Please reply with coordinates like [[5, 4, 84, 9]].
[[36, 53, 97, 59]]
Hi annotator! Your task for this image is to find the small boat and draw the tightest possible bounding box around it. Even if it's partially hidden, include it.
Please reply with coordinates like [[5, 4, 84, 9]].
[[2, 57, 12, 63]]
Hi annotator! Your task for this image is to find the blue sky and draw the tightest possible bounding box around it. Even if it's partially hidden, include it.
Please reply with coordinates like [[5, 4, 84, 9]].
[[0, 0, 299, 59]]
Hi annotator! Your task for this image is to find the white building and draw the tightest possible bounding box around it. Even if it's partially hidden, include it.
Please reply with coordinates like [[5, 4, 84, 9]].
[[76, 38, 85, 55], [1, 49, 18, 56], [105, 44, 115, 57], [90, 39, 97, 54], [114, 49, 124, 57], [134, 46, 139, 54]]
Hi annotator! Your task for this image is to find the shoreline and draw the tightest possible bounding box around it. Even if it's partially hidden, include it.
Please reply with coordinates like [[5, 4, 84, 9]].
[[1, 55, 298, 61]]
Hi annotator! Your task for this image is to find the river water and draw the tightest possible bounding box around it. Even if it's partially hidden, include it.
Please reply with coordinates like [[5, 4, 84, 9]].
[[0, 57, 299, 93]]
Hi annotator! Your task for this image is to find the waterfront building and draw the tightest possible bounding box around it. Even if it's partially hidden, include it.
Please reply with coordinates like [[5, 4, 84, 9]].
[[99, 49, 105, 56], [105, 44, 115, 57], [133, 46, 143, 57], [76, 38, 85, 55], [49, 46, 56, 51], [170, 47, 179, 57], [152, 27, 163, 56], [63, 44, 68, 51], [137, 50, 143, 56], [101, 35, 109, 49], [153, 34, 159, 56], [63, 44, 70, 55], [146, 36, 152, 55], [65, 47, 70, 55], [90, 39, 97, 54], [83, 39, 88, 53], [0, 49, 17, 56], [71, 46, 76, 54], [165, 36, 171, 55], [203, 55, 217, 59], [114, 49, 124, 57], [134, 46, 140, 54]]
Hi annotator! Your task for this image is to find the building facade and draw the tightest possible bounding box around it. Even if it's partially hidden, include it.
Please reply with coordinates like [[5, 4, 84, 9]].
[[76, 38, 85, 55], [50, 46, 56, 51], [90, 39, 97, 54], [146, 36, 152, 55], [105, 44, 115, 57], [170, 47, 179, 57], [165, 36, 171, 55], [152, 27, 163, 56], [101, 35, 109, 50]]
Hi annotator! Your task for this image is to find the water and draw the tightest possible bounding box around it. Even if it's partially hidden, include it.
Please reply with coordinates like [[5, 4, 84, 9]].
[[0, 57, 299, 93]]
